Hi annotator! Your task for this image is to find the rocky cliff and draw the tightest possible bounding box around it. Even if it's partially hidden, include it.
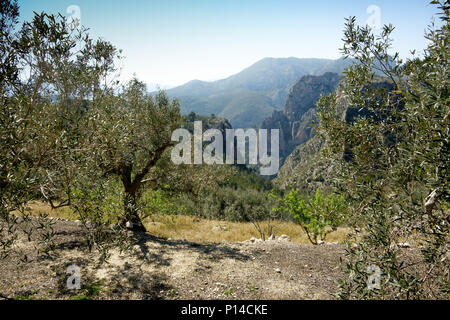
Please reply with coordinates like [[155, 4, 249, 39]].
[[261, 72, 341, 161], [275, 78, 396, 192]]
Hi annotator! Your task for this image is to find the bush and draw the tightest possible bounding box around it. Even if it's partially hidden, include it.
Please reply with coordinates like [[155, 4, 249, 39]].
[[139, 187, 192, 218], [194, 187, 272, 222], [276, 188, 348, 244]]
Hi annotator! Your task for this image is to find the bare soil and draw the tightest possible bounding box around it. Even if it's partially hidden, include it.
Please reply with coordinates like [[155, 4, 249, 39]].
[[0, 218, 347, 300]]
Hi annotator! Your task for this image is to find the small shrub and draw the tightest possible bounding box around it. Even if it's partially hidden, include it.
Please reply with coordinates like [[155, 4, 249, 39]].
[[276, 188, 348, 244]]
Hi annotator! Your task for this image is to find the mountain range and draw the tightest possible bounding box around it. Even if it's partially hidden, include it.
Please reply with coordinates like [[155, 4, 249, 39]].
[[164, 57, 354, 128]]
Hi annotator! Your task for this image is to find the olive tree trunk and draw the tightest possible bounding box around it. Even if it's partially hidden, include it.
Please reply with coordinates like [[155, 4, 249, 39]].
[[123, 189, 146, 231]]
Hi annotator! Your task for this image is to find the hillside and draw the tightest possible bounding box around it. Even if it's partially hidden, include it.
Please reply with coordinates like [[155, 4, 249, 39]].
[[261, 72, 341, 161], [275, 79, 397, 192], [165, 58, 354, 128]]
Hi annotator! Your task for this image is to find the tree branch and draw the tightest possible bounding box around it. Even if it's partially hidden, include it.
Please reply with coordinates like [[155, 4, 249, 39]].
[[130, 142, 173, 193]]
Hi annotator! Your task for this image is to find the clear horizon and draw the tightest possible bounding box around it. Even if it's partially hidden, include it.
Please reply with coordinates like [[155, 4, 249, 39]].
[[18, 0, 441, 89]]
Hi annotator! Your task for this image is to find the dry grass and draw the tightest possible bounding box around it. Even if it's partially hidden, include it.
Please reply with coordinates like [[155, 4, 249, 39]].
[[143, 215, 350, 244], [13, 201, 350, 244], [13, 201, 78, 220]]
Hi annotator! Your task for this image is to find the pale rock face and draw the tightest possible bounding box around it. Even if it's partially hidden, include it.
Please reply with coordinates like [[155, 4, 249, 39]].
[[125, 221, 134, 229], [424, 189, 439, 213], [212, 225, 228, 232], [277, 235, 291, 242], [261, 72, 341, 161]]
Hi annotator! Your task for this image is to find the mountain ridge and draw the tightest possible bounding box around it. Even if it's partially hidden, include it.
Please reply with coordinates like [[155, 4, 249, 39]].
[[162, 57, 354, 128]]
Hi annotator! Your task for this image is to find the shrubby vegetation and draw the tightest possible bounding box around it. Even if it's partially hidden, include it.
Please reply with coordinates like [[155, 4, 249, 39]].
[[275, 188, 348, 245], [141, 165, 278, 223]]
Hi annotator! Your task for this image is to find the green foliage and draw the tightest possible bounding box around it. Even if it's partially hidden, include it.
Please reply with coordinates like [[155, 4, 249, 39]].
[[0, 3, 171, 258], [0, 4, 126, 259], [276, 188, 347, 244], [69, 280, 103, 300], [145, 160, 277, 222], [195, 186, 270, 222], [140, 188, 189, 217], [187, 167, 279, 224], [249, 285, 258, 292], [88, 78, 181, 229], [317, 1, 449, 299], [224, 288, 234, 296], [181, 112, 231, 132], [224, 168, 273, 192]]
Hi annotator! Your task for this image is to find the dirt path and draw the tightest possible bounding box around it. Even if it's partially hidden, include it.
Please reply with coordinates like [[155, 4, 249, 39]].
[[0, 218, 345, 300]]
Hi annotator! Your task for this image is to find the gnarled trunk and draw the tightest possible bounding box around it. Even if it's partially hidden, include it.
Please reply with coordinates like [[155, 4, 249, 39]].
[[116, 144, 171, 232], [118, 165, 146, 232], [122, 190, 146, 231]]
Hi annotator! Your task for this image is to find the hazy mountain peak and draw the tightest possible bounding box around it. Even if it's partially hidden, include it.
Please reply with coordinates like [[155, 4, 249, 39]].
[[165, 57, 354, 128]]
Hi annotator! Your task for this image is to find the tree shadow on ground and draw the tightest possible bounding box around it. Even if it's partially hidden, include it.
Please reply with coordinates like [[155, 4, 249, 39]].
[[51, 256, 174, 300], [106, 267, 173, 300], [2, 219, 253, 299], [131, 232, 250, 263]]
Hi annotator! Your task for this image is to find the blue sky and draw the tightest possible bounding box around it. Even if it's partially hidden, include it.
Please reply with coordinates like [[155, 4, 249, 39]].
[[18, 0, 440, 88]]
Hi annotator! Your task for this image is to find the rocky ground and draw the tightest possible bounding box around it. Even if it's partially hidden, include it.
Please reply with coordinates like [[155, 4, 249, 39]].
[[0, 218, 347, 300]]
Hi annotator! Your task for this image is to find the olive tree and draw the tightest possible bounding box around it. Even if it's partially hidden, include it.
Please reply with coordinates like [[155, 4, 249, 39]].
[[317, 0, 449, 299], [88, 79, 181, 231], [0, 2, 130, 260]]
